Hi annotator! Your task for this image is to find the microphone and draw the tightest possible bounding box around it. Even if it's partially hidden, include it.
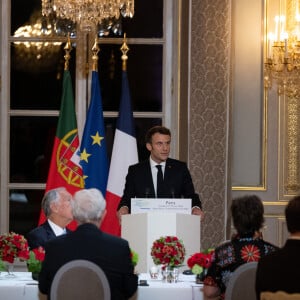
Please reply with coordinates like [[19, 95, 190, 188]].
[[145, 188, 150, 198], [170, 187, 175, 198]]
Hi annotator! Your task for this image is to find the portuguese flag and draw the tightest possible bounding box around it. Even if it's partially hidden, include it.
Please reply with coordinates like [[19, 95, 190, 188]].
[[38, 70, 84, 230]]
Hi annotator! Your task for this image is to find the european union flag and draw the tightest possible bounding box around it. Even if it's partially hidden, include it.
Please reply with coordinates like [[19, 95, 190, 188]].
[[80, 71, 108, 195]]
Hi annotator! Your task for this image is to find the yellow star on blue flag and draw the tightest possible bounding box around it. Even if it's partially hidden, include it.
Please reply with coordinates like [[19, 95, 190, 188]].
[[91, 131, 104, 146]]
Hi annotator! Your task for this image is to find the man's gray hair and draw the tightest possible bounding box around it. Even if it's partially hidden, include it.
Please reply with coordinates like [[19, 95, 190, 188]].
[[72, 188, 106, 223], [42, 187, 66, 217]]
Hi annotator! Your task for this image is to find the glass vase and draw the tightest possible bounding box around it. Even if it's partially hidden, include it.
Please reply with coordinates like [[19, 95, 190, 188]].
[[162, 266, 179, 283], [5, 262, 16, 278]]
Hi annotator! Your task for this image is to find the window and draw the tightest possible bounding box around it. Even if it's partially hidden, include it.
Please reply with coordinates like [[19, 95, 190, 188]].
[[1, 0, 178, 234]]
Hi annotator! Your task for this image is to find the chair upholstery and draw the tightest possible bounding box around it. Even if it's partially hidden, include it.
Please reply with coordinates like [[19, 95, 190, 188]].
[[50, 259, 111, 300], [224, 261, 258, 300], [261, 291, 300, 300]]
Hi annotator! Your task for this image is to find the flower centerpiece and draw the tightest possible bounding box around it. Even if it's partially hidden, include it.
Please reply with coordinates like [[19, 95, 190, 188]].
[[151, 235, 185, 269], [187, 248, 214, 283], [0, 232, 30, 263], [27, 246, 45, 278], [0, 232, 30, 276]]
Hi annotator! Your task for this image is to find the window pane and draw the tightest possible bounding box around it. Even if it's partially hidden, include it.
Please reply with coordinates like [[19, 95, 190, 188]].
[[9, 189, 44, 236], [100, 44, 163, 112], [10, 44, 76, 110], [121, 0, 163, 38], [10, 116, 58, 183], [11, 0, 41, 35]]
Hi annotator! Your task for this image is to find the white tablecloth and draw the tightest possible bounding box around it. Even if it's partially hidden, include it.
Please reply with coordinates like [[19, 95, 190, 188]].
[[0, 272, 46, 300], [130, 273, 203, 300], [0, 272, 203, 300]]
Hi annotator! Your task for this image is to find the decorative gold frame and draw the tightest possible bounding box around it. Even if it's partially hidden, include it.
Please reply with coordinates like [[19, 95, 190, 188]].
[[232, 0, 267, 191]]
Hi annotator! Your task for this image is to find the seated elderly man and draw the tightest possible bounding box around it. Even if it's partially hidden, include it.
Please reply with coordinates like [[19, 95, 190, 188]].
[[27, 187, 73, 249], [39, 188, 138, 300]]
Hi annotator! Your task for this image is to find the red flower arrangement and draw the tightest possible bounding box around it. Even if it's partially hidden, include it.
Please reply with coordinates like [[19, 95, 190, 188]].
[[151, 236, 185, 268], [187, 248, 214, 275], [0, 232, 30, 263], [27, 246, 45, 274]]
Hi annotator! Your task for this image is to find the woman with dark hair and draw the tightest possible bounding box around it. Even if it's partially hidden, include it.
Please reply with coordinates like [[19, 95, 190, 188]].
[[203, 195, 278, 299]]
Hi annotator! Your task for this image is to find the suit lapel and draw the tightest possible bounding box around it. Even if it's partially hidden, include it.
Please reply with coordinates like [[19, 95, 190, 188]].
[[44, 221, 57, 239], [145, 160, 156, 197]]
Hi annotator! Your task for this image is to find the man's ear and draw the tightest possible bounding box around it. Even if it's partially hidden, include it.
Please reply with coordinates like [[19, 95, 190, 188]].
[[146, 142, 152, 152], [50, 202, 58, 213]]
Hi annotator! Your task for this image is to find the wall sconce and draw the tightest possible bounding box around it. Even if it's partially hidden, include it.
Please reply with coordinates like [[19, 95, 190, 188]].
[[264, 0, 300, 194], [264, 0, 300, 96]]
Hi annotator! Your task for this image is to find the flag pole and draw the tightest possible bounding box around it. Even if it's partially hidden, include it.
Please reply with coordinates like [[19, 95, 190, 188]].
[[92, 37, 100, 72], [120, 33, 129, 71], [64, 34, 72, 71]]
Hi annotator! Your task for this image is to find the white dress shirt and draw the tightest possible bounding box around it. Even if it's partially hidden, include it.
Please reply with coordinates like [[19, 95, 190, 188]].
[[48, 219, 66, 236]]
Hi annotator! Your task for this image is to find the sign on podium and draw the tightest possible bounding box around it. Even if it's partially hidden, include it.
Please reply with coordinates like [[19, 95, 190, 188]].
[[121, 199, 200, 273]]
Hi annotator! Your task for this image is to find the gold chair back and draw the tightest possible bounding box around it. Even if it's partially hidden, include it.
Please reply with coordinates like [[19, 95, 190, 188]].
[[261, 291, 300, 300]]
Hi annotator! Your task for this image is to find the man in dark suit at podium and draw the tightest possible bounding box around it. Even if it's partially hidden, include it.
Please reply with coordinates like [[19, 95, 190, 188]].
[[27, 187, 73, 249], [117, 125, 204, 222]]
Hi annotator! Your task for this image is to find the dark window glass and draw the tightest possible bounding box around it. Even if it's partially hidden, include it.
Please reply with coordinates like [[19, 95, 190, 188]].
[[10, 44, 76, 110], [11, 0, 41, 35], [99, 44, 163, 112], [121, 0, 163, 38], [9, 189, 44, 236], [10, 117, 58, 183]]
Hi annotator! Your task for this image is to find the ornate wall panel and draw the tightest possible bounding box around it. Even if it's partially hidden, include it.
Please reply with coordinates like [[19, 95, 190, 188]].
[[190, 0, 231, 249]]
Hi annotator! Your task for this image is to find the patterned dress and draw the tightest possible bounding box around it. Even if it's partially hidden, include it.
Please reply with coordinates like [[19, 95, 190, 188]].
[[203, 235, 279, 299]]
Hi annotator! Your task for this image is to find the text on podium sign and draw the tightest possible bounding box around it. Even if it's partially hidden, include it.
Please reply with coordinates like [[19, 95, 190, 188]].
[[131, 198, 191, 214]]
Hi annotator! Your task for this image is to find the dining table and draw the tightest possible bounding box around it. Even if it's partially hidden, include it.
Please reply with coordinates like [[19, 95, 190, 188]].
[[0, 271, 204, 300]]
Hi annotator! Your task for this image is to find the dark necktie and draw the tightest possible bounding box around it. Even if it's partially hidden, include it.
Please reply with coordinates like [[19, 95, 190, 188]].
[[156, 165, 164, 197]]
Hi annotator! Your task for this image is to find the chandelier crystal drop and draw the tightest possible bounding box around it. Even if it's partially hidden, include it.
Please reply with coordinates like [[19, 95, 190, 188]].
[[41, 0, 134, 32]]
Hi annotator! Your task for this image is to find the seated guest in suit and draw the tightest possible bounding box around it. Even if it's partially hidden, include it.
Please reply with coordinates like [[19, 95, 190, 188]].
[[203, 195, 278, 299], [255, 195, 300, 299], [27, 187, 73, 249], [39, 188, 138, 300], [117, 125, 204, 221]]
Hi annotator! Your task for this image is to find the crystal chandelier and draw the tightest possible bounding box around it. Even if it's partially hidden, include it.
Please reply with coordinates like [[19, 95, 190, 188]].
[[264, 0, 300, 96], [41, 0, 135, 32]]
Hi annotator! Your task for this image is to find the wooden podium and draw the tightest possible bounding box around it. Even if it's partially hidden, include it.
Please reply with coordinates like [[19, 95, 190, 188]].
[[121, 213, 201, 273]]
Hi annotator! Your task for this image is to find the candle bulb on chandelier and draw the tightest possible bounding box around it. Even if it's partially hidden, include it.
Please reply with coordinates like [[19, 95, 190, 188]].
[[267, 32, 274, 59], [283, 32, 288, 58], [275, 16, 279, 41]]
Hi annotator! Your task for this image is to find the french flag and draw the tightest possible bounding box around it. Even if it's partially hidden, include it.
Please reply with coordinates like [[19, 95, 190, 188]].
[[101, 70, 138, 236]]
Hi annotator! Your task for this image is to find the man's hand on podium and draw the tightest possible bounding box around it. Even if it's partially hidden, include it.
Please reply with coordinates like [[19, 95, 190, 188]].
[[117, 206, 129, 224], [191, 207, 204, 220]]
